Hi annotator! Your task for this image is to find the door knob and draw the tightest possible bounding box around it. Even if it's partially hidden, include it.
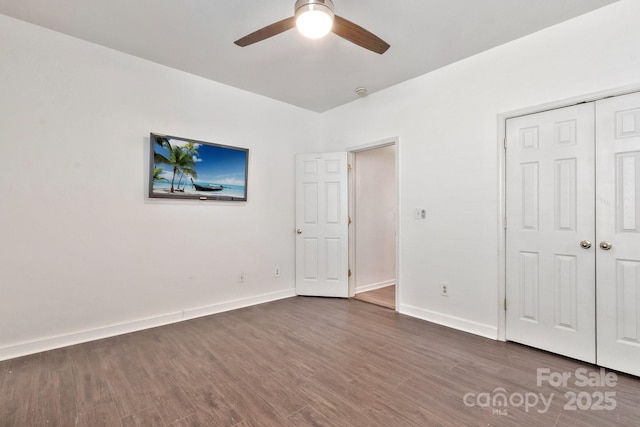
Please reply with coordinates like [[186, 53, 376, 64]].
[[579, 240, 592, 249], [296, 228, 303, 235], [599, 241, 612, 250]]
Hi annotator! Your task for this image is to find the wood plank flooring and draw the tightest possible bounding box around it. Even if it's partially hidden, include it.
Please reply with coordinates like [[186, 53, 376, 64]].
[[1, 297, 639, 426], [353, 285, 395, 309]]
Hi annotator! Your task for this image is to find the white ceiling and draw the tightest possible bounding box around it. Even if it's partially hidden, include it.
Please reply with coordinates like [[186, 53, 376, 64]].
[[0, 0, 619, 112]]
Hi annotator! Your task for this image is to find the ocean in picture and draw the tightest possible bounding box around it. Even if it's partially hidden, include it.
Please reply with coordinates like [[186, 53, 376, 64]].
[[151, 133, 248, 200], [152, 181, 246, 198]]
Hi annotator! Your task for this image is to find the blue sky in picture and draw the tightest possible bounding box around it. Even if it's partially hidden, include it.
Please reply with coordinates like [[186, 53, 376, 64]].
[[156, 137, 247, 186]]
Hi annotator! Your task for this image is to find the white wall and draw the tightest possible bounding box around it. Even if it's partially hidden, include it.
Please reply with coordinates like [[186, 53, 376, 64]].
[[0, 14, 321, 360], [322, 0, 640, 338], [354, 145, 396, 292]]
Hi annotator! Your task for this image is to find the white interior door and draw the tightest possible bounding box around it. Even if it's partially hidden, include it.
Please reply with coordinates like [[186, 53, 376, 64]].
[[295, 153, 349, 297], [506, 103, 597, 363], [595, 92, 640, 377]]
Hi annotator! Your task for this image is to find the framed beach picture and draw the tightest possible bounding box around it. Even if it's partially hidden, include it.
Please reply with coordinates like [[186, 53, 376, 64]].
[[149, 133, 248, 201]]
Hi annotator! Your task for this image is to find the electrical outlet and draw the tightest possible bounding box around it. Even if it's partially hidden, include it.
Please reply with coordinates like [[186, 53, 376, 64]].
[[239, 272, 245, 282], [274, 266, 280, 278], [440, 283, 449, 297]]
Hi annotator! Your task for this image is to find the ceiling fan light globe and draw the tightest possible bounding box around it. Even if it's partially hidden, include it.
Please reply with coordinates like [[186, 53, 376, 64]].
[[294, 0, 335, 39], [296, 11, 333, 38]]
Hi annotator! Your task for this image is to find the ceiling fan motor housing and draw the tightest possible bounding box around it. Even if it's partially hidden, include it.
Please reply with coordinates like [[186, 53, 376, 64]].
[[294, 0, 335, 18]]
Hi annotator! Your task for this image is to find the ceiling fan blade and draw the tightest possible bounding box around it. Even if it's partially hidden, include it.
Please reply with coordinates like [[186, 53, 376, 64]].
[[332, 15, 390, 54], [234, 16, 296, 47]]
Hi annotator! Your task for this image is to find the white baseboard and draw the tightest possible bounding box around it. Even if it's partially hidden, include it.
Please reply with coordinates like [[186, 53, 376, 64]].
[[0, 288, 295, 362], [182, 289, 295, 319], [355, 279, 395, 294], [399, 304, 498, 340]]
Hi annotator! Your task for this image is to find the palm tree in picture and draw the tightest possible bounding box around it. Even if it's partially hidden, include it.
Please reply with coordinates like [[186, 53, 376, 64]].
[[153, 135, 172, 166], [177, 167, 198, 191], [152, 166, 169, 183], [167, 145, 197, 193], [184, 141, 199, 157], [177, 141, 201, 191]]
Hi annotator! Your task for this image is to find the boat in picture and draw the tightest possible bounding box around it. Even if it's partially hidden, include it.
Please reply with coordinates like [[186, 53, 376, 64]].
[[190, 178, 223, 191]]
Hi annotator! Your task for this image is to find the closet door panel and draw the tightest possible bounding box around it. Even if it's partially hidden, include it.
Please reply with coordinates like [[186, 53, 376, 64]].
[[506, 103, 596, 363], [596, 92, 640, 377]]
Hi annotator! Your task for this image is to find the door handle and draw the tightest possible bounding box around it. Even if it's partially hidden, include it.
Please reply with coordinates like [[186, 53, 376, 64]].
[[579, 240, 592, 249], [599, 241, 612, 250], [296, 228, 303, 235]]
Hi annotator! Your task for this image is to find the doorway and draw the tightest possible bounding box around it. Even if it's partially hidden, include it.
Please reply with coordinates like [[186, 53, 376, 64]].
[[349, 143, 397, 309], [505, 91, 640, 377]]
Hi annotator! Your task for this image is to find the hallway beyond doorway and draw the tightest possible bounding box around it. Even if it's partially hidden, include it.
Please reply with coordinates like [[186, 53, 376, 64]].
[[353, 285, 395, 309]]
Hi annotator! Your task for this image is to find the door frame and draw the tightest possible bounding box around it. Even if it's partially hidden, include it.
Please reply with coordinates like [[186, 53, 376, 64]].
[[497, 83, 640, 341], [346, 137, 400, 309]]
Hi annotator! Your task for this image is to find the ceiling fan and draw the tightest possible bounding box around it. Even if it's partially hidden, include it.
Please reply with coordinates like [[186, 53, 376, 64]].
[[234, 0, 390, 54]]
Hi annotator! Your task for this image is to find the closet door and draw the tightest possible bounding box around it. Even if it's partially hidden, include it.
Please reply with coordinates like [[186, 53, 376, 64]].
[[596, 92, 640, 377], [506, 103, 596, 363]]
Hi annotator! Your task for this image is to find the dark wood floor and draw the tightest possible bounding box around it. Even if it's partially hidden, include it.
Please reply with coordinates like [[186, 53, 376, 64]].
[[1, 297, 639, 426], [353, 285, 395, 309]]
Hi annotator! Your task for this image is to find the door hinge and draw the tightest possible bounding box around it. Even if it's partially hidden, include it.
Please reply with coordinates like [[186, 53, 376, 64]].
[[348, 216, 352, 225], [504, 298, 507, 311], [503, 217, 507, 230], [348, 269, 352, 278], [504, 137, 507, 149], [347, 164, 352, 172]]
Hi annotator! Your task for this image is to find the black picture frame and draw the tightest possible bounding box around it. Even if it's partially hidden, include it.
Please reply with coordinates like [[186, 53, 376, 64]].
[[149, 133, 248, 201]]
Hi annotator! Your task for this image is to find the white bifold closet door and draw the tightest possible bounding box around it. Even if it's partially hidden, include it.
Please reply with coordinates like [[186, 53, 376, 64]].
[[595, 93, 640, 377], [506, 91, 640, 377], [506, 103, 597, 363]]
